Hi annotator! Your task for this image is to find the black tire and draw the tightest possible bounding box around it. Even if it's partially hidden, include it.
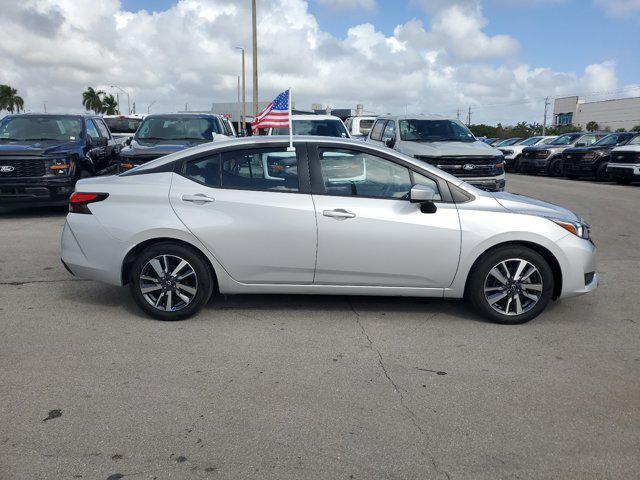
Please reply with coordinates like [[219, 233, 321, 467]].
[[467, 246, 554, 325], [128, 242, 214, 321], [566, 175, 579, 180], [595, 162, 610, 182], [514, 159, 523, 173], [548, 158, 563, 177]]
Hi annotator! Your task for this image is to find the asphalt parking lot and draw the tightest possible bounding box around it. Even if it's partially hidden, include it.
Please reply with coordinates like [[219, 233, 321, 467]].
[[1, 174, 639, 480]]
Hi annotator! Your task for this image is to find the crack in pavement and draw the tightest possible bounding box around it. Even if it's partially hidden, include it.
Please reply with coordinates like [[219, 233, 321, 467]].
[[0, 278, 84, 286], [348, 299, 452, 480]]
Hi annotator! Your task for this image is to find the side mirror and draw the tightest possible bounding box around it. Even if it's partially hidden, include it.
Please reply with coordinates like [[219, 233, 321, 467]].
[[125, 136, 133, 145], [96, 137, 108, 147], [575, 142, 586, 147], [385, 137, 396, 148], [410, 184, 438, 213]]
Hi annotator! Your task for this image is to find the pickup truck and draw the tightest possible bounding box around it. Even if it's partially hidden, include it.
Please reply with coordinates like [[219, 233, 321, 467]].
[[0, 113, 120, 206]]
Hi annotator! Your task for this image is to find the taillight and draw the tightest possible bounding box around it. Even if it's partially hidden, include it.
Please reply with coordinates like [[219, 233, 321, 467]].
[[69, 192, 109, 214]]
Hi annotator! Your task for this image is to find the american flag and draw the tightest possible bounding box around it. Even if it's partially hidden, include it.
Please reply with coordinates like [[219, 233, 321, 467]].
[[251, 89, 290, 133]]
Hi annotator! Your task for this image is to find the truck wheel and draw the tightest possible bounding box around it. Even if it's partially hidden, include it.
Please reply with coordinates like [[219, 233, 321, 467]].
[[129, 242, 214, 321], [467, 246, 554, 325], [595, 162, 610, 182], [548, 158, 563, 177]]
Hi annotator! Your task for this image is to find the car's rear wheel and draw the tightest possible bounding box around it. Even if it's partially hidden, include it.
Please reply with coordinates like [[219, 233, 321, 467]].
[[129, 242, 214, 321], [468, 246, 554, 324]]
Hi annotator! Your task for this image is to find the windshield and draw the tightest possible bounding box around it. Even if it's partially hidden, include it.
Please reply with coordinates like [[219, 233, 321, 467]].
[[627, 135, 640, 146], [105, 117, 142, 134], [398, 119, 476, 142], [548, 134, 581, 145], [496, 138, 521, 147], [519, 137, 542, 146], [593, 133, 628, 147], [272, 119, 349, 137], [359, 119, 375, 133], [0, 115, 82, 142], [136, 116, 222, 141]]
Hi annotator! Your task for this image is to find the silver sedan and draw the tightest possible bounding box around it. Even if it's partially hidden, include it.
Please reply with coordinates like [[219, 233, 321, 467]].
[[61, 136, 597, 324]]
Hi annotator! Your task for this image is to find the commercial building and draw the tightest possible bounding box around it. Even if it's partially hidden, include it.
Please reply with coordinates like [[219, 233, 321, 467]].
[[553, 95, 640, 131]]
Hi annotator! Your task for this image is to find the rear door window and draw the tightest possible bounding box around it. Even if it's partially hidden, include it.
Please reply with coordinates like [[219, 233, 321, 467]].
[[221, 148, 299, 192]]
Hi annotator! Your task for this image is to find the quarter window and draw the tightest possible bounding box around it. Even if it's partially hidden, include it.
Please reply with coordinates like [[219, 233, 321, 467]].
[[94, 119, 110, 139], [369, 120, 387, 141], [183, 155, 220, 187], [221, 148, 299, 192], [318, 148, 412, 200]]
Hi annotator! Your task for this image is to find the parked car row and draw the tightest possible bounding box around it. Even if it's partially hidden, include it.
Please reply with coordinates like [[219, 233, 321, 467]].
[[507, 131, 640, 184]]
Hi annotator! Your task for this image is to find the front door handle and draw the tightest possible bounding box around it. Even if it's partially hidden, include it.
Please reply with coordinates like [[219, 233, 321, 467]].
[[323, 209, 356, 220], [181, 193, 215, 204]]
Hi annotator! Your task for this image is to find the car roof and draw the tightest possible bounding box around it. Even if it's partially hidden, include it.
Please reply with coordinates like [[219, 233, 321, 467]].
[[291, 114, 343, 121], [375, 114, 455, 121], [126, 135, 465, 185]]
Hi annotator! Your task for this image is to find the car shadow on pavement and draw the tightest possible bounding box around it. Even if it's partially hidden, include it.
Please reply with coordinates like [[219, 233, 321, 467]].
[[0, 205, 68, 218], [63, 280, 490, 325]]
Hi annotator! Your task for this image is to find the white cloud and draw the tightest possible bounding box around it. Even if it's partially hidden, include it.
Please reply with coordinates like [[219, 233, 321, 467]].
[[316, 0, 377, 11], [0, 0, 626, 125], [594, 0, 640, 17]]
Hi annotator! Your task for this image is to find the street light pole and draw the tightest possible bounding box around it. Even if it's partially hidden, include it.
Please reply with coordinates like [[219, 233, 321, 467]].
[[110, 85, 131, 115], [147, 100, 156, 114], [236, 47, 246, 134], [251, 0, 258, 118]]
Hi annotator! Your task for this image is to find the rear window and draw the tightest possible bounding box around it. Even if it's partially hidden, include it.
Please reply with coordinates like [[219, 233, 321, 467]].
[[272, 120, 349, 138], [137, 116, 222, 141], [104, 117, 142, 134]]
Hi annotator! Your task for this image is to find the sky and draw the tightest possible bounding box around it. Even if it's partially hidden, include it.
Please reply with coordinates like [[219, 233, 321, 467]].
[[1, 0, 639, 125]]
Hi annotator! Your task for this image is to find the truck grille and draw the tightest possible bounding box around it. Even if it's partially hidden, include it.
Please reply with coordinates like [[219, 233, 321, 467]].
[[414, 155, 503, 178], [611, 151, 640, 164], [0, 157, 47, 177], [522, 149, 550, 160]]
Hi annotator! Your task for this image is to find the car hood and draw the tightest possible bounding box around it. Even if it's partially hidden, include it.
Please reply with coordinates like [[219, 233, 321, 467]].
[[612, 145, 640, 153], [122, 136, 227, 157], [564, 145, 611, 154], [396, 140, 501, 157], [492, 191, 580, 222], [0, 140, 80, 156], [523, 145, 569, 153]]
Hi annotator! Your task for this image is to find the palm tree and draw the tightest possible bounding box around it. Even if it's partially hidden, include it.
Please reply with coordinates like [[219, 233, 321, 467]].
[[0, 84, 25, 113], [101, 94, 118, 115], [82, 87, 105, 114]]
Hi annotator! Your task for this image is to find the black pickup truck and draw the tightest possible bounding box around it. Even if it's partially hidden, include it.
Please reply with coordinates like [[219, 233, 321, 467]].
[[561, 132, 639, 181], [0, 114, 120, 206]]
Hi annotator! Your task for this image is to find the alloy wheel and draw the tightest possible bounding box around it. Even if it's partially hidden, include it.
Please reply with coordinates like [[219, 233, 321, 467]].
[[139, 254, 198, 312], [483, 258, 543, 316]]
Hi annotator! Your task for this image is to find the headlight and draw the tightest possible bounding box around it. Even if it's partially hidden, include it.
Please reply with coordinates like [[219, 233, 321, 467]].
[[500, 149, 513, 156], [45, 157, 73, 176], [550, 218, 590, 240]]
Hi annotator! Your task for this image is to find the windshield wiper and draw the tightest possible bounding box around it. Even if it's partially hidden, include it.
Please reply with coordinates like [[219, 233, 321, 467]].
[[430, 138, 475, 142], [174, 137, 207, 141], [0, 138, 20, 141], [137, 137, 166, 140]]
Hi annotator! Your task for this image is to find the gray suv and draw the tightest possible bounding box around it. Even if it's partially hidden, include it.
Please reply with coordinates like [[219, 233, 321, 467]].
[[367, 115, 505, 191]]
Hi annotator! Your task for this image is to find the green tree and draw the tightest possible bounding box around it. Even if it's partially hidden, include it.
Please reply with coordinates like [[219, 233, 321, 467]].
[[0, 84, 25, 113], [82, 87, 105, 114], [586, 121, 599, 132], [101, 94, 118, 115], [631, 125, 640, 132], [615, 128, 626, 132]]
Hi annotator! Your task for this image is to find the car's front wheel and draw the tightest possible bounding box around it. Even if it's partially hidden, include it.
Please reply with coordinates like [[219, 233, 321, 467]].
[[129, 242, 214, 321], [467, 246, 554, 324], [548, 158, 563, 177]]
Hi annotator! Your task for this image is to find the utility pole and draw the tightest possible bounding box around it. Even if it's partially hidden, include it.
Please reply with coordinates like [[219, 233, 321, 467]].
[[456, 108, 461, 121], [251, 0, 258, 117], [542, 96, 550, 135], [237, 75, 241, 132], [147, 100, 156, 114], [467, 106, 472, 126], [110, 85, 131, 115], [43, 102, 47, 113], [236, 47, 246, 133]]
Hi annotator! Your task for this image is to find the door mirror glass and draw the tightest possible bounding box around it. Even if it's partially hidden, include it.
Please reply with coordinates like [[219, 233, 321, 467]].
[[410, 184, 438, 203]]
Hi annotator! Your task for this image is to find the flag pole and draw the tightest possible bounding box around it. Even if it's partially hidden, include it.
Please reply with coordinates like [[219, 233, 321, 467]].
[[287, 88, 294, 151]]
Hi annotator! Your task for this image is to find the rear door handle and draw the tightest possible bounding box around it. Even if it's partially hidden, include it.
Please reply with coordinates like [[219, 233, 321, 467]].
[[323, 209, 356, 220], [181, 193, 215, 204]]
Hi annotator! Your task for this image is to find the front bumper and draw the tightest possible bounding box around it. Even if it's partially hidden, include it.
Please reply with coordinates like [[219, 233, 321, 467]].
[[519, 157, 550, 173], [0, 177, 75, 206], [607, 163, 640, 179], [556, 233, 598, 299], [465, 175, 505, 192]]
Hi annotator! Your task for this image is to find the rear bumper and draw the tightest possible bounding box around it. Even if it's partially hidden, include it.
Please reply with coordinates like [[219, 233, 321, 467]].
[[0, 178, 75, 206], [607, 163, 640, 179]]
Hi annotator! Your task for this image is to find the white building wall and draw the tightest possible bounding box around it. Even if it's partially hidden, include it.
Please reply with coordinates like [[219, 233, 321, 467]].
[[574, 97, 640, 131]]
